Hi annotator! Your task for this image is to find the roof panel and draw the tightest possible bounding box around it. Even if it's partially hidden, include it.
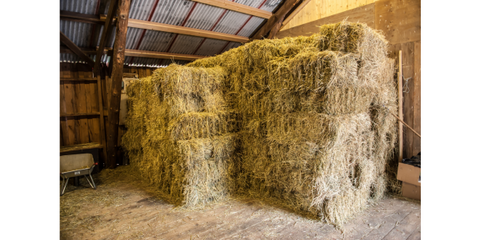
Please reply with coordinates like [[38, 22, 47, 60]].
[[60, 0, 285, 67], [169, 35, 204, 55], [129, 0, 157, 20], [138, 30, 176, 52], [60, 0, 99, 14], [61, 20, 94, 48], [151, 0, 195, 25], [195, 39, 229, 56]]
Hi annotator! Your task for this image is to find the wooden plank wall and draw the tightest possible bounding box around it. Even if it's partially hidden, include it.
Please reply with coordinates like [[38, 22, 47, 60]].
[[60, 63, 102, 146], [377, 0, 421, 158], [60, 62, 157, 167], [277, 3, 375, 38], [281, 0, 377, 31], [277, 0, 421, 158]]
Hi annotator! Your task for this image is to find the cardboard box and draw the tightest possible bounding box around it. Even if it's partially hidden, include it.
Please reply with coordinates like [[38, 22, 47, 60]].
[[397, 163, 421, 200], [402, 182, 421, 200], [397, 163, 421, 186]]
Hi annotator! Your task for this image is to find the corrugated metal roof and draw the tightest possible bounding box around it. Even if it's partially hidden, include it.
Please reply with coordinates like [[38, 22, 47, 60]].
[[60, 0, 284, 67]]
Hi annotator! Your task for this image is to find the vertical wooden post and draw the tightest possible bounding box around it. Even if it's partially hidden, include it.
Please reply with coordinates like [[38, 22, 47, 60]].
[[97, 75, 108, 163], [94, 0, 118, 76], [106, 0, 131, 169], [398, 50, 403, 162]]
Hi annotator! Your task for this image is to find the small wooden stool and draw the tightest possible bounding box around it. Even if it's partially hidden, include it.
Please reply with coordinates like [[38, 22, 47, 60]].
[[60, 153, 96, 196]]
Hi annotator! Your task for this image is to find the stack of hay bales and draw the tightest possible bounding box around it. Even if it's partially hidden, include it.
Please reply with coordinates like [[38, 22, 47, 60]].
[[123, 21, 397, 224], [123, 66, 237, 208]]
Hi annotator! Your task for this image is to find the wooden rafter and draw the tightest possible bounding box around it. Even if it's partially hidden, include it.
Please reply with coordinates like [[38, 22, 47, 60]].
[[251, 0, 302, 39], [280, 0, 312, 30], [63, 46, 203, 62], [128, 19, 249, 43], [94, 0, 118, 75], [124, 49, 205, 61], [191, 0, 272, 19], [62, 12, 248, 43], [60, 31, 95, 67], [60, 46, 112, 55], [60, 10, 104, 24], [106, 0, 131, 169]]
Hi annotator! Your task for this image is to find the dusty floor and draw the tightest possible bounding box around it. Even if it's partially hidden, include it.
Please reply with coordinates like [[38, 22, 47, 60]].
[[60, 166, 420, 240]]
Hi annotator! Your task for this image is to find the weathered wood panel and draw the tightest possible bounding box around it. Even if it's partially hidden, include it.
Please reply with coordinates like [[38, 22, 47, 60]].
[[60, 74, 68, 147], [375, 0, 420, 45], [62, 64, 76, 146], [79, 64, 98, 143], [413, 41, 421, 155], [282, 0, 377, 31], [73, 64, 90, 144], [60, 62, 104, 147], [401, 42, 415, 158], [277, 2, 375, 38]]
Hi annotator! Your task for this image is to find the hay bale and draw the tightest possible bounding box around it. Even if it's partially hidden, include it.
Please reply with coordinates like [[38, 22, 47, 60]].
[[122, 21, 398, 225], [122, 64, 236, 207]]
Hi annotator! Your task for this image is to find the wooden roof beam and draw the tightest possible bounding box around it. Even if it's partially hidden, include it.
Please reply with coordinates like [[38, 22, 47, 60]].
[[60, 46, 113, 55], [124, 49, 205, 61], [251, 0, 302, 39], [60, 10, 104, 24], [63, 47, 204, 61], [191, 0, 272, 19], [128, 19, 249, 43], [60, 31, 95, 67]]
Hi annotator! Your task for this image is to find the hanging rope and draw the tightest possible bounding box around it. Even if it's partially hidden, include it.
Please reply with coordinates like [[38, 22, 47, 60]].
[[402, 76, 412, 93]]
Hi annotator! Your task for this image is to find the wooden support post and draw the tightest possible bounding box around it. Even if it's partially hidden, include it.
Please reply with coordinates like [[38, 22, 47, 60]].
[[94, 0, 118, 76], [106, 0, 131, 169], [398, 50, 403, 162], [97, 75, 108, 164]]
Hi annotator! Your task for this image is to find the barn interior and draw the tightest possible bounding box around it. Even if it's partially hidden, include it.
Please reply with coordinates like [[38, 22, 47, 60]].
[[55, 0, 423, 239]]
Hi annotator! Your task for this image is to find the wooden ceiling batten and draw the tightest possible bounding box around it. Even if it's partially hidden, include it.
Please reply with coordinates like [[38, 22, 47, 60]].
[[128, 19, 250, 43], [60, 10, 104, 24], [124, 49, 205, 61], [191, 0, 272, 19]]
